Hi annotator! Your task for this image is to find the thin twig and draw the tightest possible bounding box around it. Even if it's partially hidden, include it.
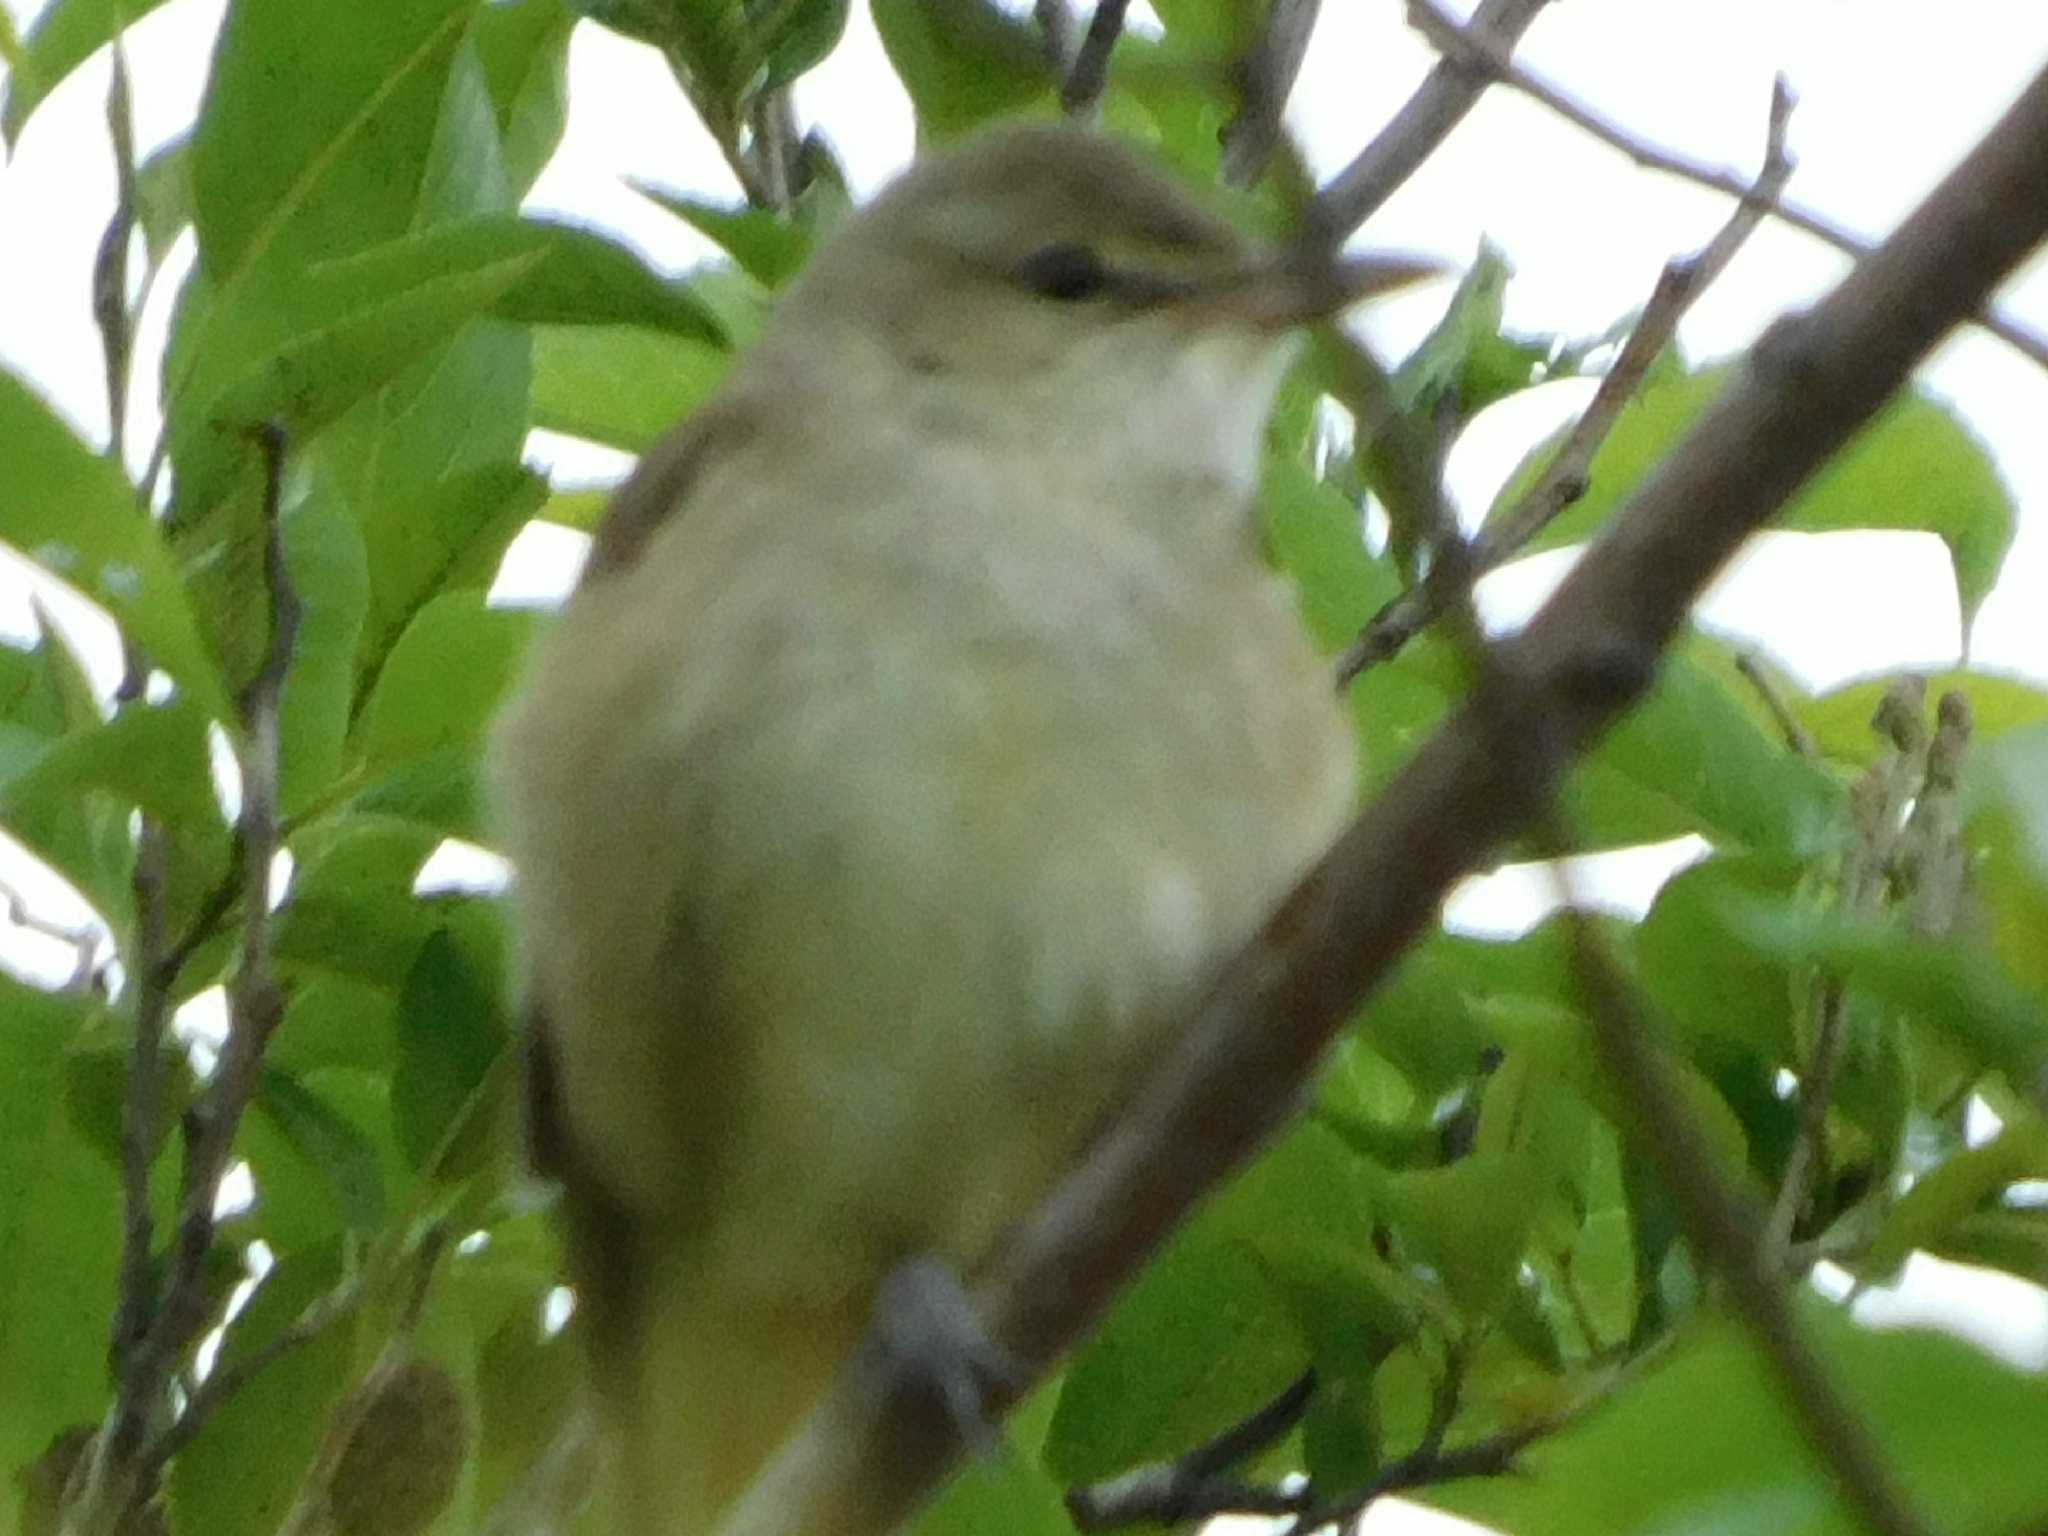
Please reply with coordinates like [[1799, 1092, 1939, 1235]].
[[143, 1271, 368, 1473], [1066, 1371, 1316, 1529], [1287, 1416, 1556, 1535], [1220, 0, 1321, 186], [1540, 845, 1930, 1536], [1407, 0, 2048, 373], [0, 873, 102, 989], [1338, 76, 1796, 684], [1734, 651, 1819, 758], [111, 820, 170, 1385], [1062, 0, 1132, 116], [1306, 0, 1553, 244], [704, 55, 2048, 1536], [80, 426, 301, 1536]]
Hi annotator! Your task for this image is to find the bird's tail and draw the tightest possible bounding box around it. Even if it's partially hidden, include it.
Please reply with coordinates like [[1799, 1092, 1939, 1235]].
[[591, 1243, 867, 1536]]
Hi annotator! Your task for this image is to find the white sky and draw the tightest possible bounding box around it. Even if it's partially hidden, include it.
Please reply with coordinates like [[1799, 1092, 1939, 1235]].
[[3, 0, 2048, 1508]]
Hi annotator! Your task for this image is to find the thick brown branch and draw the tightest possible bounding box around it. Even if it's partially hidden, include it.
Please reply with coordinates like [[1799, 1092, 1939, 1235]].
[[1409, 0, 2048, 373], [1307, 0, 1553, 244], [705, 50, 2048, 1536]]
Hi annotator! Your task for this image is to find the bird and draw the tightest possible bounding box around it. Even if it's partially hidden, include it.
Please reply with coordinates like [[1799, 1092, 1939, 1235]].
[[490, 121, 1436, 1535]]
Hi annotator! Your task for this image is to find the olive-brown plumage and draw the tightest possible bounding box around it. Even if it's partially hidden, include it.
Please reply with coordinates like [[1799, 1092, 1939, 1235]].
[[492, 123, 1430, 1535]]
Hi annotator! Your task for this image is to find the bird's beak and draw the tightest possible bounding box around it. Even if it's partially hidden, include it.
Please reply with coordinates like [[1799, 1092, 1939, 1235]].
[[1211, 246, 1448, 330]]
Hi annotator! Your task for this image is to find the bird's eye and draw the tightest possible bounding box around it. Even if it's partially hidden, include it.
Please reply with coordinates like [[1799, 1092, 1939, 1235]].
[[1017, 242, 1114, 302]]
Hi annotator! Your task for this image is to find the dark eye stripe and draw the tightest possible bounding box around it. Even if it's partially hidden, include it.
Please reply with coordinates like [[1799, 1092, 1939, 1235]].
[[1017, 242, 1113, 302]]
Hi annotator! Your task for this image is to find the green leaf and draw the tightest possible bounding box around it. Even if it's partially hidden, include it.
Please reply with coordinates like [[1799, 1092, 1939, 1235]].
[[250, 1066, 390, 1234], [136, 133, 196, 269], [916, 1441, 1074, 1536], [0, 983, 120, 1488], [475, 1307, 583, 1513], [392, 928, 508, 1175], [278, 487, 371, 819], [1434, 1306, 2048, 1535], [1487, 367, 2017, 627], [1045, 1236, 1306, 1483], [1148, 0, 1264, 53], [355, 463, 547, 696], [0, 370, 225, 716], [1968, 724, 2048, 1000], [1635, 853, 1802, 1063], [1572, 643, 1846, 857], [1732, 904, 2048, 1102], [1865, 1122, 2048, 1277], [1392, 242, 1551, 422], [1262, 452, 1404, 654], [1349, 921, 1579, 1095], [274, 816, 446, 987], [0, 693, 233, 938], [871, 0, 1054, 139], [269, 975, 399, 1076], [758, 0, 851, 85], [473, 0, 577, 197], [190, 0, 479, 278], [531, 324, 732, 450], [630, 181, 817, 287], [354, 592, 536, 776], [0, 0, 174, 145], [1930, 1210, 2048, 1282], [1384, 1152, 1544, 1321], [480, 216, 729, 342], [171, 1242, 352, 1536], [165, 236, 544, 521]]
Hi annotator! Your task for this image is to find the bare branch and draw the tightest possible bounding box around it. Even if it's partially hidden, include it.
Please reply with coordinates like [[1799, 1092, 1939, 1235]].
[[707, 55, 2048, 1536], [143, 1271, 367, 1475], [1338, 75, 1795, 683], [111, 820, 170, 1396], [1220, 0, 1320, 187], [1065, 1371, 1316, 1529], [1307, 0, 1553, 244], [1408, 0, 2048, 373], [80, 425, 301, 1536], [1062, 0, 1132, 116], [1286, 1414, 1557, 1535]]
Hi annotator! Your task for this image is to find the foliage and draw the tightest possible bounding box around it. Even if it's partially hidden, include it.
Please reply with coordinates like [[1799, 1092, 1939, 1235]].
[[2, 3, 2046, 1535]]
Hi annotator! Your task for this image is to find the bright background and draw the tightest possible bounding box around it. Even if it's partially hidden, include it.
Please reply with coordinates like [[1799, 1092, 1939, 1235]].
[[3, 3, 2047, 1516]]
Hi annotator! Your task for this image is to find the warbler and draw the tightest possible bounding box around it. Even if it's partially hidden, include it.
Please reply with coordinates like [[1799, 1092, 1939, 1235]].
[[491, 122, 1434, 1535]]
